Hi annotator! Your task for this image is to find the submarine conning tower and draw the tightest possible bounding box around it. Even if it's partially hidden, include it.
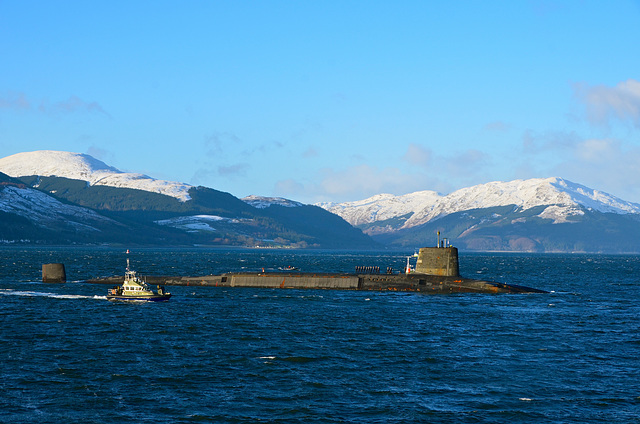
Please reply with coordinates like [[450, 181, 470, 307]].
[[414, 233, 460, 277]]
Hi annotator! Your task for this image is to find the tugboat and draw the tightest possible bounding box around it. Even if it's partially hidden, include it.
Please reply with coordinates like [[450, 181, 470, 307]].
[[107, 258, 171, 302]]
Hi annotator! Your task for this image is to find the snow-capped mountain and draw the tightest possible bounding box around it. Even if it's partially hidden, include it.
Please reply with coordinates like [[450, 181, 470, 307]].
[[318, 190, 442, 227], [319, 178, 640, 230], [317, 177, 640, 252], [0, 150, 193, 202]]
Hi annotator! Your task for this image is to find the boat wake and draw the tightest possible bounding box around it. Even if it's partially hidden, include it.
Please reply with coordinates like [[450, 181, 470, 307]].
[[0, 289, 105, 300]]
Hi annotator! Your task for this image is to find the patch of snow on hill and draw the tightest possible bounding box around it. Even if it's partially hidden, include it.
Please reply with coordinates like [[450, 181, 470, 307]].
[[0, 185, 114, 230], [538, 205, 585, 224], [243, 195, 303, 209], [0, 150, 193, 202], [155, 215, 241, 233]]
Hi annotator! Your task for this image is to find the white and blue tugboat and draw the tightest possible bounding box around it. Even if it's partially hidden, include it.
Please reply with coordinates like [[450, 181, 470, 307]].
[[107, 258, 171, 302]]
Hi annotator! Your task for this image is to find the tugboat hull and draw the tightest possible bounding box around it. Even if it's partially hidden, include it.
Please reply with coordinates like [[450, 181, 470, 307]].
[[106, 294, 171, 302], [107, 257, 171, 301]]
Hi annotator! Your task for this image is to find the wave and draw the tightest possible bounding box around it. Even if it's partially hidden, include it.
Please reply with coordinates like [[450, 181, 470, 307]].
[[0, 289, 106, 300]]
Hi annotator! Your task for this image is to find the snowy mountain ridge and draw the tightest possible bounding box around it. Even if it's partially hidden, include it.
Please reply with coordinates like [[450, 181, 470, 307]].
[[0, 150, 193, 202], [317, 190, 442, 227], [318, 177, 640, 230]]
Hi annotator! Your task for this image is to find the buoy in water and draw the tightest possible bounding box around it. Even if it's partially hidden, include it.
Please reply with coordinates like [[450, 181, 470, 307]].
[[42, 263, 66, 283]]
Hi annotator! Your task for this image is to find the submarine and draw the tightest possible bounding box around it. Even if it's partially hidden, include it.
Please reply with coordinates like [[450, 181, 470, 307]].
[[84, 240, 546, 294]]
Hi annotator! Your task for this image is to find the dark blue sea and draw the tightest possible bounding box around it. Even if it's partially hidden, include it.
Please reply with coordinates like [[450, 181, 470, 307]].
[[1, 247, 639, 423]]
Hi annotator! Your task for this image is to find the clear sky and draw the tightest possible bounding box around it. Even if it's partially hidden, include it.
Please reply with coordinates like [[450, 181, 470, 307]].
[[1, 1, 640, 204]]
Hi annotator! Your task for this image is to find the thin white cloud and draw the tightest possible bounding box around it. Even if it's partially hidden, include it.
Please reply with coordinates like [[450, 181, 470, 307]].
[[551, 138, 640, 202], [574, 79, 640, 128]]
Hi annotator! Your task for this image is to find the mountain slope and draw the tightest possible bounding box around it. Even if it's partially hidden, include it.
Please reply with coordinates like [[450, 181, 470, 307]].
[[0, 171, 158, 244]]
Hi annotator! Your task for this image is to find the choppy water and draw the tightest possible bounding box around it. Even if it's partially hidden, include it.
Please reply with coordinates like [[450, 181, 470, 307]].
[[1, 247, 639, 423]]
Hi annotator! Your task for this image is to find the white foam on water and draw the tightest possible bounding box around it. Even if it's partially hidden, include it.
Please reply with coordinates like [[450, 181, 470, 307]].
[[0, 289, 104, 300]]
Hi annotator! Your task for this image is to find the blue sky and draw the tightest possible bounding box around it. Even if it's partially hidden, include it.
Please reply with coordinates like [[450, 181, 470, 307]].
[[1, 1, 640, 203]]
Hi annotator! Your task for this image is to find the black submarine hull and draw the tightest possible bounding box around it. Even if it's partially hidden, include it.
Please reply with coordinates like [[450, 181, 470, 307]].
[[82, 245, 546, 294], [85, 272, 546, 294]]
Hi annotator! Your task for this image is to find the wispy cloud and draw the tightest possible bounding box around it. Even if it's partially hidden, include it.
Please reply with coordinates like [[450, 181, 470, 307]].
[[204, 132, 242, 156], [190, 162, 250, 186], [217, 163, 250, 177], [190, 168, 215, 186], [483, 120, 511, 132], [522, 130, 581, 153], [274, 178, 305, 196], [302, 147, 319, 158], [86, 145, 114, 163], [551, 137, 640, 201], [0, 91, 30, 110], [242, 140, 284, 157], [0, 92, 111, 118], [274, 163, 449, 203], [403, 143, 432, 167], [446, 149, 489, 174], [574, 79, 640, 128], [515, 129, 640, 201], [38, 95, 112, 118]]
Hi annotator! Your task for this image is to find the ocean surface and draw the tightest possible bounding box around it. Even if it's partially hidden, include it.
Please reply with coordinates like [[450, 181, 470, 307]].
[[1, 247, 639, 423]]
